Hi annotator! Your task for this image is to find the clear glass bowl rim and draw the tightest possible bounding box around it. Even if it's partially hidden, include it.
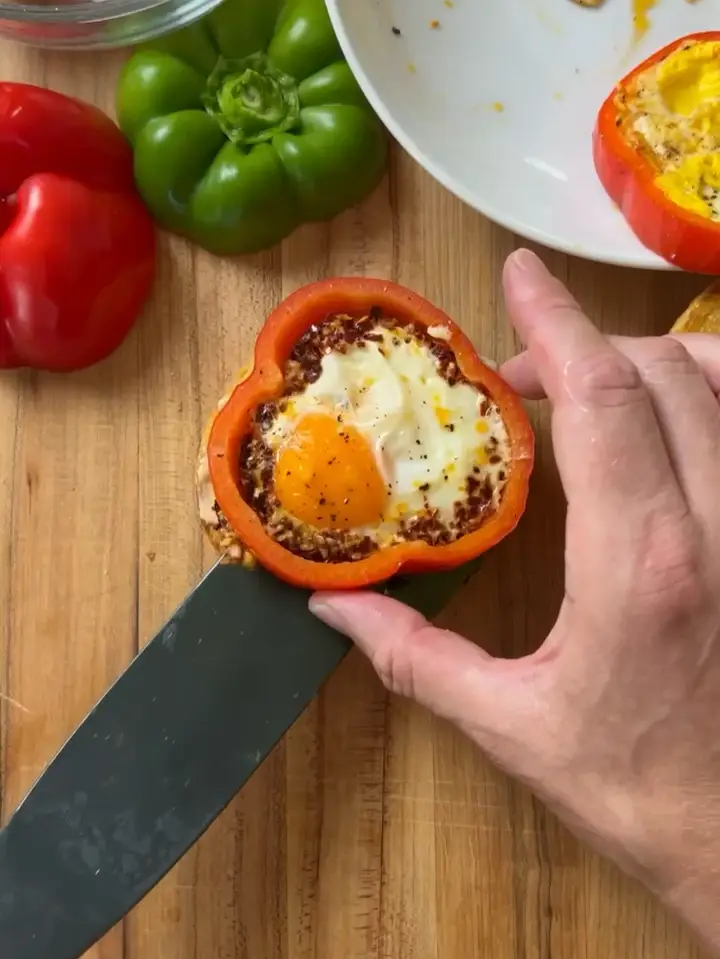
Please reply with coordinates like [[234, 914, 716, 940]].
[[0, 0, 177, 25]]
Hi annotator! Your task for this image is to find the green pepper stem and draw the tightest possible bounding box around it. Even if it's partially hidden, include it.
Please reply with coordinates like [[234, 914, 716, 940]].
[[203, 54, 300, 147]]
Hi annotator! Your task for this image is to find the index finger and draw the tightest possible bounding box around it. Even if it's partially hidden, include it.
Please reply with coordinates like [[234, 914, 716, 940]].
[[503, 250, 685, 515]]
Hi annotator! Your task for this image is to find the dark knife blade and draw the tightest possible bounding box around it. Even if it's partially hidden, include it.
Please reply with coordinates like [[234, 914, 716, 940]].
[[0, 558, 479, 959]]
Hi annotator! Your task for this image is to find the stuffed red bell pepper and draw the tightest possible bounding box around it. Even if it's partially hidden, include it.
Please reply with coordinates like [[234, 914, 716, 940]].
[[0, 83, 156, 372], [594, 33, 720, 273], [197, 279, 534, 590]]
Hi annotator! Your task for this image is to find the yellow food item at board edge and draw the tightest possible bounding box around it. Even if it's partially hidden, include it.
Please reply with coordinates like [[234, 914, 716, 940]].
[[673, 283, 720, 333]]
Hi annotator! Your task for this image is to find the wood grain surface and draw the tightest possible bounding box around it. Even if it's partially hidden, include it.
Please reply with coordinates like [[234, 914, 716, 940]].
[[0, 41, 711, 959]]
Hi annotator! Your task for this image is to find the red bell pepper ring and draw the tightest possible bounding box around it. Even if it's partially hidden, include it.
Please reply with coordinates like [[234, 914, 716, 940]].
[[593, 33, 720, 273], [207, 278, 534, 591], [0, 83, 156, 372]]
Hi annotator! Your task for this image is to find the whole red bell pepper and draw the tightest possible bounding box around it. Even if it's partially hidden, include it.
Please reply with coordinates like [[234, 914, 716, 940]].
[[0, 83, 156, 372], [594, 33, 720, 273]]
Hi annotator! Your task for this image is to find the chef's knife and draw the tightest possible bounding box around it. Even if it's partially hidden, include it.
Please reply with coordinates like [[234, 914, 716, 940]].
[[0, 558, 478, 959]]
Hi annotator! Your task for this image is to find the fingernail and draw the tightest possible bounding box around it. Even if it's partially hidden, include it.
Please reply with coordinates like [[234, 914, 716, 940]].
[[508, 248, 548, 277], [309, 596, 349, 634]]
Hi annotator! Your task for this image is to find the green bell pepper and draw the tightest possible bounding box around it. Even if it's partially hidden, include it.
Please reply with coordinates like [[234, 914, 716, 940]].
[[116, 0, 388, 255]]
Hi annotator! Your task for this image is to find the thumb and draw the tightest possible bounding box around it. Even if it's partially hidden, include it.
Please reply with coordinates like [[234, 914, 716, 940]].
[[309, 591, 542, 747]]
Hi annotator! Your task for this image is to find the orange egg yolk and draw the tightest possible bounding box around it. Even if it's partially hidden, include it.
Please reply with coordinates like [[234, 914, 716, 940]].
[[274, 413, 387, 530]]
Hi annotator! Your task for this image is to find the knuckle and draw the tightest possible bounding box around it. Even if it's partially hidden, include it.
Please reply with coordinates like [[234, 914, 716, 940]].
[[639, 337, 697, 382], [370, 625, 435, 700], [567, 350, 644, 409], [650, 336, 691, 364], [634, 514, 708, 614], [371, 644, 414, 698]]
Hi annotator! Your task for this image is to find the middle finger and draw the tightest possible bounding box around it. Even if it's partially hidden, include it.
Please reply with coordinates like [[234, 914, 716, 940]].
[[502, 333, 720, 401], [503, 334, 720, 513]]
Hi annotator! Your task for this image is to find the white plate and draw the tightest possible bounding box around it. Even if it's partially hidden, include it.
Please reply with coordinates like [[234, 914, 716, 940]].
[[326, 0, 720, 269]]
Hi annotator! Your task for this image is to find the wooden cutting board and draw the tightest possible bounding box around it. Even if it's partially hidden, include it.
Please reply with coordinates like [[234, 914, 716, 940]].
[[0, 39, 711, 959]]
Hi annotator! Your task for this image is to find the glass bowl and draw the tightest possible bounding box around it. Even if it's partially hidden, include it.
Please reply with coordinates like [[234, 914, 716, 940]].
[[0, 0, 222, 49]]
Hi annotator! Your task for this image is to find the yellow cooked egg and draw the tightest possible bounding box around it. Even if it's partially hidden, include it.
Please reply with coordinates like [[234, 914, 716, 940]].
[[623, 39, 720, 219], [657, 40, 720, 116], [656, 152, 720, 218]]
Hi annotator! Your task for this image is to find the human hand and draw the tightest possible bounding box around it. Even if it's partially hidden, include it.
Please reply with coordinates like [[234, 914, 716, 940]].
[[310, 250, 720, 951]]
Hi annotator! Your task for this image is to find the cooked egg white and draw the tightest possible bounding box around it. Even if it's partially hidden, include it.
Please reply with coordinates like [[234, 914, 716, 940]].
[[265, 324, 508, 540], [627, 39, 720, 219]]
